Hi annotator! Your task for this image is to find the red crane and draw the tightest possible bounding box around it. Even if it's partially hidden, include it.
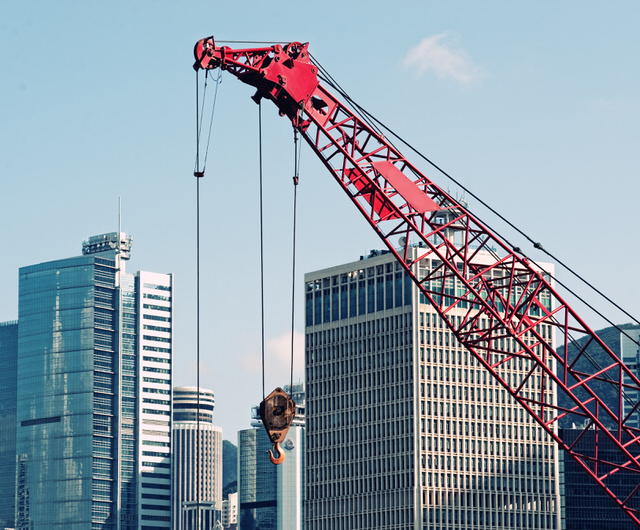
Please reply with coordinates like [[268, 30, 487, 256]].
[[193, 37, 640, 525]]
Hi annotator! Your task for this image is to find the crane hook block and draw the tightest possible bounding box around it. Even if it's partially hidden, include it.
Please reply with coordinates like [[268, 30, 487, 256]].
[[259, 387, 296, 464]]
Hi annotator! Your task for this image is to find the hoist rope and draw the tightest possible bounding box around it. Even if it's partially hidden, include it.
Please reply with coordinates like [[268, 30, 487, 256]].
[[258, 101, 266, 400], [192, 67, 220, 529], [289, 129, 301, 393], [312, 58, 640, 351], [310, 57, 640, 412], [193, 69, 203, 530]]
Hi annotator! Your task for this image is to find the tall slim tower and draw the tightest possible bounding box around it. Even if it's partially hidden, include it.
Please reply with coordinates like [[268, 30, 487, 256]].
[[304, 248, 561, 529], [14, 232, 173, 530], [172, 386, 223, 530]]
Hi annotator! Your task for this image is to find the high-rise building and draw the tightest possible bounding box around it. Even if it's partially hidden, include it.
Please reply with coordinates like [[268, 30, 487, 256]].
[[0, 320, 18, 529], [621, 326, 640, 431], [172, 386, 223, 530], [559, 423, 636, 529], [238, 383, 305, 530], [304, 248, 562, 529], [14, 232, 172, 530]]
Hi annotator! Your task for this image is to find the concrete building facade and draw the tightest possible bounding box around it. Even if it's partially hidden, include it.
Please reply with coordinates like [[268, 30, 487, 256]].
[[304, 248, 561, 529], [172, 386, 223, 530]]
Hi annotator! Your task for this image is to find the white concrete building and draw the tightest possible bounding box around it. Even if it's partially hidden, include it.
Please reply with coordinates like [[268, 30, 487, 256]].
[[221, 492, 238, 529], [137, 271, 174, 528], [172, 387, 223, 530], [304, 248, 561, 529]]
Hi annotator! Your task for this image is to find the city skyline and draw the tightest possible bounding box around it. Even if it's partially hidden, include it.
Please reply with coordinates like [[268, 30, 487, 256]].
[[2, 1, 640, 440]]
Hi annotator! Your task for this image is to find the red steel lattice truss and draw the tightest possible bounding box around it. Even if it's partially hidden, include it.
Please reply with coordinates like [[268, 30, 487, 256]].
[[194, 38, 640, 525]]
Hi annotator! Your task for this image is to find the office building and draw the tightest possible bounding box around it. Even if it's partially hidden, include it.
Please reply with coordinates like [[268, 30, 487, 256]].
[[222, 492, 238, 529], [172, 386, 223, 530], [621, 326, 640, 430], [0, 320, 18, 530], [559, 423, 636, 529], [304, 248, 561, 529], [238, 383, 305, 530], [14, 232, 172, 529]]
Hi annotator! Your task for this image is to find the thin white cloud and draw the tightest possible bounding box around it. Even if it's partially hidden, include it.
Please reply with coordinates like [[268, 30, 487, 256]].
[[237, 330, 305, 385], [404, 32, 483, 84], [265, 331, 305, 384]]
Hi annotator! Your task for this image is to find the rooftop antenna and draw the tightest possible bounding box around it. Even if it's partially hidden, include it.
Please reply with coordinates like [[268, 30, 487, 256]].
[[118, 197, 122, 273]]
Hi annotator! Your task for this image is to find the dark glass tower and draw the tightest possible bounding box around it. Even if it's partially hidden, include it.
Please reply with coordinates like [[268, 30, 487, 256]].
[[0, 320, 18, 529], [14, 233, 173, 530]]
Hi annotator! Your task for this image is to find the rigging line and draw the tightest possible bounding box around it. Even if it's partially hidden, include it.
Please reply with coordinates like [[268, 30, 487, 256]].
[[196, 175, 201, 526], [259, 101, 266, 400], [314, 53, 640, 421], [193, 70, 203, 528], [313, 63, 640, 344], [290, 128, 300, 392], [194, 71, 209, 175], [202, 71, 222, 172], [195, 71, 201, 174], [311, 61, 640, 384]]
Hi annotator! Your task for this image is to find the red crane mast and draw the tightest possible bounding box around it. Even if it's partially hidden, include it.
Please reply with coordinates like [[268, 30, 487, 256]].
[[194, 37, 640, 525]]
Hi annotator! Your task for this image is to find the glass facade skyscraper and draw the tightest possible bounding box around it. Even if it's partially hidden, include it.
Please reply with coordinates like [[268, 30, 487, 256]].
[[0, 320, 18, 529], [13, 232, 172, 530]]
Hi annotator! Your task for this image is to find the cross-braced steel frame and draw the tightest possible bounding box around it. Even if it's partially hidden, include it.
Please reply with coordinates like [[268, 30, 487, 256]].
[[194, 37, 640, 525]]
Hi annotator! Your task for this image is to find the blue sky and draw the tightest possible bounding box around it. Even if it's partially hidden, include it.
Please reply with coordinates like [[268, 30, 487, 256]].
[[2, 1, 639, 438]]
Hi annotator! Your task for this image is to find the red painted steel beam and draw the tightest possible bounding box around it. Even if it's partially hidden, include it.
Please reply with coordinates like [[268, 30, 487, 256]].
[[194, 37, 640, 526]]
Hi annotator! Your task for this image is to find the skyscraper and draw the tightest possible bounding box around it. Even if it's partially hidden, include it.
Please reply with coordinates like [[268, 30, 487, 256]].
[[621, 326, 640, 430], [238, 383, 305, 530], [172, 386, 223, 530], [14, 232, 172, 529], [0, 320, 18, 529], [304, 248, 561, 529], [559, 423, 636, 529]]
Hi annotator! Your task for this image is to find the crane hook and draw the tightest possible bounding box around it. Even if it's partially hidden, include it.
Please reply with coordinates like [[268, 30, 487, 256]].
[[260, 387, 296, 465], [269, 442, 285, 465]]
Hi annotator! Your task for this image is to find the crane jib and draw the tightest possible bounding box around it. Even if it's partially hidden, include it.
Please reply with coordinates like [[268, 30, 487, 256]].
[[194, 36, 640, 526]]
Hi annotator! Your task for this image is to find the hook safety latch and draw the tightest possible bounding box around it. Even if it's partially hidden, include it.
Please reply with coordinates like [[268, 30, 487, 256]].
[[259, 387, 296, 465]]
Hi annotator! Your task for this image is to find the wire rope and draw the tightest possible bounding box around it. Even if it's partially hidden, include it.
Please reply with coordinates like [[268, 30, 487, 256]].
[[193, 69, 203, 530], [309, 56, 640, 415], [311, 57, 640, 349], [192, 67, 220, 528], [258, 101, 266, 400], [289, 128, 301, 393]]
